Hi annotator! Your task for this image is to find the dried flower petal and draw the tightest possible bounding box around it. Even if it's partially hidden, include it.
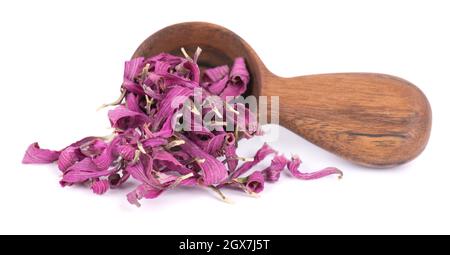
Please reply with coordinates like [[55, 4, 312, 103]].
[[92, 138, 119, 170], [204, 133, 227, 157], [125, 93, 144, 113], [91, 179, 110, 195], [126, 155, 162, 189], [79, 139, 106, 157], [203, 65, 230, 84], [22, 143, 60, 164], [208, 76, 228, 95], [224, 145, 238, 172], [24, 50, 342, 207], [116, 144, 136, 161], [152, 86, 193, 130], [108, 105, 149, 130], [61, 158, 111, 186], [153, 148, 192, 175], [220, 57, 250, 98], [230, 143, 276, 179], [122, 57, 145, 94], [287, 155, 343, 180], [262, 155, 288, 182], [245, 171, 265, 193], [127, 184, 163, 207], [178, 133, 228, 185], [142, 137, 167, 148], [58, 146, 80, 172]]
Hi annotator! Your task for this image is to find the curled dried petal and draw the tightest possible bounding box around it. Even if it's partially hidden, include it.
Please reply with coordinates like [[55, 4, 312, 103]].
[[127, 184, 163, 207], [220, 57, 249, 98], [125, 93, 144, 113], [203, 65, 230, 84], [287, 155, 343, 180], [92, 137, 121, 170], [116, 144, 136, 161], [178, 133, 228, 185], [245, 171, 265, 193], [61, 158, 111, 186], [91, 179, 110, 195], [58, 146, 80, 172], [230, 143, 276, 179], [262, 155, 288, 182], [208, 76, 228, 95], [79, 139, 106, 157], [108, 105, 149, 130], [224, 145, 238, 172]]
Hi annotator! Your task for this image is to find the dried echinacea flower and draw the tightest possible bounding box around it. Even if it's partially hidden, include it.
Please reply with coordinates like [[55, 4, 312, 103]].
[[23, 48, 342, 206]]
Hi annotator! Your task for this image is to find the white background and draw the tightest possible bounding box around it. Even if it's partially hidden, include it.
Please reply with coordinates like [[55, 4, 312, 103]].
[[1, 0, 449, 234]]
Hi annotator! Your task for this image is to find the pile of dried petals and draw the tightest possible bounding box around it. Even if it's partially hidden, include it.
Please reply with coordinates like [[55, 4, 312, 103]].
[[23, 48, 342, 207]]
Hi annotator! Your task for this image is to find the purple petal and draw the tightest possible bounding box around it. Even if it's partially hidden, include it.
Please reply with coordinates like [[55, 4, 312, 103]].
[[245, 171, 265, 193], [92, 137, 119, 170], [204, 133, 227, 157], [61, 158, 111, 185], [186, 132, 214, 152], [109, 171, 130, 187], [203, 65, 230, 83], [79, 139, 107, 157], [220, 57, 249, 97], [122, 57, 145, 94], [287, 155, 343, 180], [178, 133, 228, 185], [58, 146, 80, 172], [208, 76, 228, 95], [125, 93, 143, 113], [126, 189, 141, 207], [142, 137, 167, 148], [108, 105, 149, 130], [224, 145, 238, 172], [230, 57, 249, 85], [142, 80, 163, 100], [66, 136, 98, 148], [91, 179, 110, 195], [230, 143, 276, 179], [116, 144, 136, 161], [126, 155, 162, 189], [170, 150, 191, 161], [152, 86, 193, 130], [127, 184, 163, 207], [122, 80, 145, 94], [220, 83, 243, 98], [154, 61, 172, 75], [124, 57, 145, 81], [152, 117, 174, 138], [153, 148, 192, 175], [176, 60, 200, 83], [179, 176, 198, 186], [147, 52, 184, 65], [262, 155, 288, 182], [166, 75, 199, 89], [22, 143, 60, 164], [120, 129, 141, 144], [185, 61, 201, 83]]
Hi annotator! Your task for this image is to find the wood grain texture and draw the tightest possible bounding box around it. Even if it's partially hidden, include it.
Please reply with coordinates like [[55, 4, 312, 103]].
[[132, 22, 432, 167], [262, 72, 431, 167]]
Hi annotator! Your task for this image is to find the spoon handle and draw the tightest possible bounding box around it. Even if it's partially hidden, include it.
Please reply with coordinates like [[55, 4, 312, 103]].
[[262, 73, 431, 167]]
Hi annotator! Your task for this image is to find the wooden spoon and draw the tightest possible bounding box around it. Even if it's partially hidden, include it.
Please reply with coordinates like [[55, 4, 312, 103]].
[[132, 22, 431, 168]]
